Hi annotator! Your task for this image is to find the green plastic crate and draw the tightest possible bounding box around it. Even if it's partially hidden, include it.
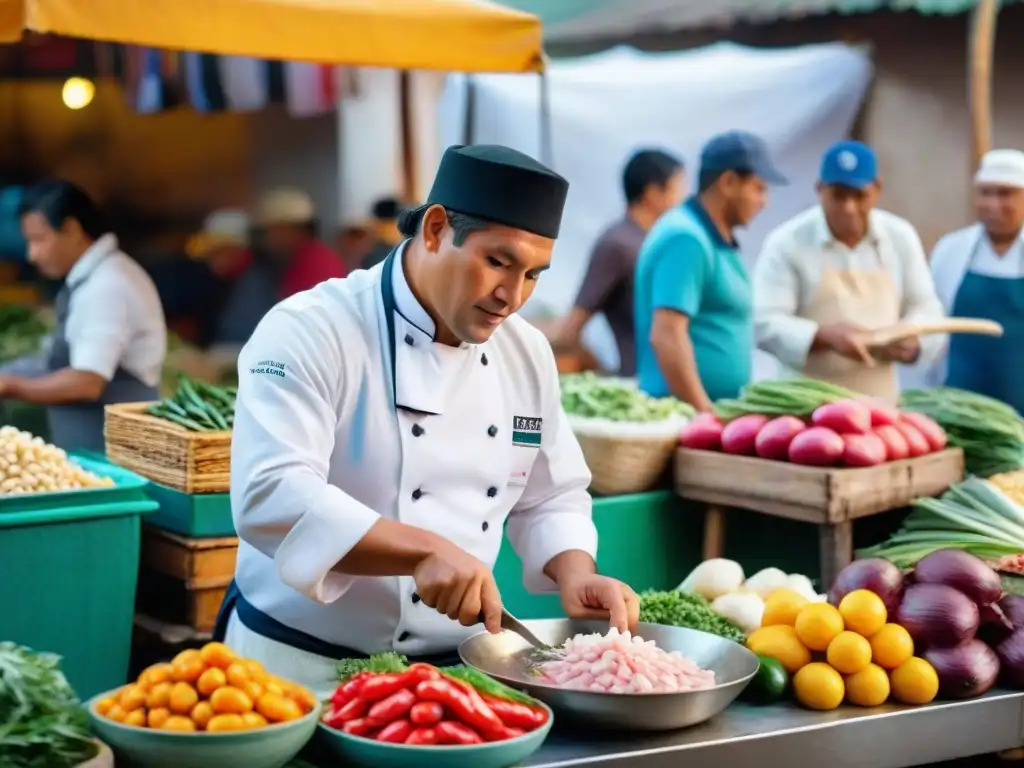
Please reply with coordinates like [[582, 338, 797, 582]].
[[0, 455, 157, 699], [145, 481, 234, 537]]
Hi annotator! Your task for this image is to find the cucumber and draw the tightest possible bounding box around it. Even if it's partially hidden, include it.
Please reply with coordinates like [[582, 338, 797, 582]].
[[741, 655, 789, 705]]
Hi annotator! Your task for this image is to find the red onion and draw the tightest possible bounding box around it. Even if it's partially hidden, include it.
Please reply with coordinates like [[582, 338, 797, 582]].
[[925, 640, 1000, 699], [828, 558, 904, 613], [997, 628, 1024, 688], [897, 583, 980, 648], [978, 602, 1015, 647], [913, 549, 1003, 607], [1000, 594, 1024, 629]]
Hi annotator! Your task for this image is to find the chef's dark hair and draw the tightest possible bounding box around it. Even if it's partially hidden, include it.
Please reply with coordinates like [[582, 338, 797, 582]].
[[623, 150, 684, 205], [18, 179, 108, 240], [397, 205, 490, 247]]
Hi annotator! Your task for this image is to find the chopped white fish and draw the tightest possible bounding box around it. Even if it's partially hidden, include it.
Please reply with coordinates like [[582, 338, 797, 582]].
[[538, 628, 716, 695]]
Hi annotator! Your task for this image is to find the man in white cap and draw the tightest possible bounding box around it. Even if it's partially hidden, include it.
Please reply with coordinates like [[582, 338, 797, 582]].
[[905, 149, 1024, 412]]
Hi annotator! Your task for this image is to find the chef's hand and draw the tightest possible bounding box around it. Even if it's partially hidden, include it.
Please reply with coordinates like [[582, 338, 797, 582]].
[[413, 542, 504, 634], [559, 574, 640, 633], [815, 323, 876, 366], [873, 335, 921, 364]]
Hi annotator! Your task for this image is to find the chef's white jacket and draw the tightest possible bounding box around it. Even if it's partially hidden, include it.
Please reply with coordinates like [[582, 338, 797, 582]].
[[229, 245, 598, 656], [900, 223, 1024, 390]]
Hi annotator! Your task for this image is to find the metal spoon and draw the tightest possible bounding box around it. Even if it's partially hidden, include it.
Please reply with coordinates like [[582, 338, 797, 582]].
[[479, 609, 550, 650]]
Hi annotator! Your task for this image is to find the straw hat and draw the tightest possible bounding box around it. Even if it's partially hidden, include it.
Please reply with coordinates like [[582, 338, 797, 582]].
[[255, 187, 316, 226], [186, 208, 250, 259]]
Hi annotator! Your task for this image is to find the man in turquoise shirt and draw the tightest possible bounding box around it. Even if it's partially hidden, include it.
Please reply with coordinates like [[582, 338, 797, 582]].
[[635, 131, 786, 410]]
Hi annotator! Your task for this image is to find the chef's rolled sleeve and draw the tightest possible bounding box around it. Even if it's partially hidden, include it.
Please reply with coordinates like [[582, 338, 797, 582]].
[[753, 232, 819, 369], [231, 305, 378, 604], [506, 345, 597, 594], [647, 231, 707, 317]]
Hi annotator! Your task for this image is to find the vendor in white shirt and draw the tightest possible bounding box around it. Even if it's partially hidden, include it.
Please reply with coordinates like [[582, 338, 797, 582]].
[[0, 180, 166, 452], [754, 141, 944, 401], [907, 149, 1024, 411], [215, 144, 639, 696]]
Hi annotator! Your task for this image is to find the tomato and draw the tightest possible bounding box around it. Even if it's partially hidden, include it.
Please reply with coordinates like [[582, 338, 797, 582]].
[[210, 686, 254, 715]]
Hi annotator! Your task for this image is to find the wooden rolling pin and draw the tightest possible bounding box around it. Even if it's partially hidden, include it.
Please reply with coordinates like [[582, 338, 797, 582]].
[[865, 318, 1004, 347]]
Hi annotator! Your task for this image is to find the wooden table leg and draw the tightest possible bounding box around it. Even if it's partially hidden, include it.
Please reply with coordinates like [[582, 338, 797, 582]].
[[818, 521, 853, 589], [703, 505, 725, 560]]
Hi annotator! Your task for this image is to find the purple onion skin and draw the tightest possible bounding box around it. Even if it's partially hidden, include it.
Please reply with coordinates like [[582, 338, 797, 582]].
[[828, 558, 904, 613], [897, 583, 980, 648], [978, 602, 1015, 647], [1000, 594, 1024, 630], [925, 640, 1000, 699], [997, 628, 1024, 689], [913, 549, 1003, 607]]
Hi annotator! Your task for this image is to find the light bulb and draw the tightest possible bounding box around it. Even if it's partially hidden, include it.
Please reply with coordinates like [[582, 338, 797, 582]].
[[62, 77, 95, 110]]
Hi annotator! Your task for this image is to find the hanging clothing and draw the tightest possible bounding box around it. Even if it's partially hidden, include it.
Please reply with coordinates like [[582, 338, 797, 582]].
[[219, 56, 269, 112], [212, 243, 595, 696]]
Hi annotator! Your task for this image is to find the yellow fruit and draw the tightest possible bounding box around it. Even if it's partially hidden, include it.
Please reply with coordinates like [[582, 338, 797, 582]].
[[191, 701, 215, 730], [869, 624, 914, 670], [197, 667, 228, 697], [123, 709, 148, 728], [838, 590, 887, 637], [119, 685, 147, 712], [95, 697, 117, 717], [207, 713, 247, 732], [890, 657, 939, 705], [793, 662, 845, 711], [147, 708, 171, 729], [845, 663, 890, 707], [242, 711, 269, 729], [762, 589, 810, 627], [826, 631, 873, 675], [746, 625, 812, 674], [159, 715, 197, 732], [794, 603, 845, 651], [211, 686, 254, 715]]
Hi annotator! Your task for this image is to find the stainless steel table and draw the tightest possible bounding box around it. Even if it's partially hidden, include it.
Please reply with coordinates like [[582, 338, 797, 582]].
[[524, 691, 1024, 767]]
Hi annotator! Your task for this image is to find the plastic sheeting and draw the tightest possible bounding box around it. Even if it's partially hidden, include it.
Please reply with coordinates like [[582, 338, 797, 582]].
[[438, 42, 873, 370]]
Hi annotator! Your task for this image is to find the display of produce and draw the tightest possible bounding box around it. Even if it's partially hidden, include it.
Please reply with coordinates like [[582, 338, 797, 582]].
[[146, 377, 237, 433], [681, 384, 949, 468], [325, 655, 548, 745], [638, 589, 747, 640], [535, 627, 716, 694], [0, 426, 112, 495], [858, 477, 1024, 568], [0, 304, 51, 364], [990, 468, 1024, 507], [0, 642, 98, 768], [94, 642, 318, 731], [559, 372, 694, 423], [900, 387, 1024, 477]]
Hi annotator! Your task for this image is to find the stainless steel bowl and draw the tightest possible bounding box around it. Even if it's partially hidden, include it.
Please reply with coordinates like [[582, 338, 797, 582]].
[[458, 619, 758, 731]]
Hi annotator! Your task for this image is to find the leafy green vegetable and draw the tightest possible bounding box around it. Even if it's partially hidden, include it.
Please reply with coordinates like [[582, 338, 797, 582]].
[[560, 372, 694, 422], [439, 665, 538, 705], [638, 590, 745, 642], [335, 652, 408, 681], [0, 643, 96, 768], [0, 305, 51, 365]]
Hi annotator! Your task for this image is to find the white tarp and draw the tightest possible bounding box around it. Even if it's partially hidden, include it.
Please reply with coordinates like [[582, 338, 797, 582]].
[[438, 42, 873, 372]]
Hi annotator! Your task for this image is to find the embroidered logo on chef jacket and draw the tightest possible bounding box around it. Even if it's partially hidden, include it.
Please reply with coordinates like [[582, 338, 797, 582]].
[[512, 416, 542, 446], [249, 359, 287, 378]]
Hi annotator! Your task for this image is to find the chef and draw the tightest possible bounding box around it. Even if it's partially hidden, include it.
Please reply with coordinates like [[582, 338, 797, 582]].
[[903, 149, 1024, 410], [754, 141, 945, 402], [0, 180, 166, 452], [215, 144, 639, 696]]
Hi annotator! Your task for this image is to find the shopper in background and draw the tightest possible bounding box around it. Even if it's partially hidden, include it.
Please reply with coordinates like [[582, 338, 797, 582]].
[[336, 221, 373, 271], [361, 197, 410, 270], [0, 180, 166, 452], [754, 141, 944, 402], [555, 149, 686, 376], [906, 149, 1024, 411], [254, 187, 347, 298], [634, 131, 785, 410]]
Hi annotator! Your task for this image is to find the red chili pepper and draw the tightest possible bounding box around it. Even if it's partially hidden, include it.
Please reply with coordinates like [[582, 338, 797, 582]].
[[405, 727, 439, 745], [436, 720, 485, 745], [375, 719, 414, 743], [360, 673, 411, 702], [322, 706, 348, 729], [341, 717, 378, 738], [481, 695, 547, 729], [333, 695, 368, 723], [405, 663, 441, 684], [493, 725, 525, 741], [458, 683, 507, 740], [332, 672, 369, 707], [409, 701, 444, 726], [416, 680, 505, 740], [367, 688, 417, 724]]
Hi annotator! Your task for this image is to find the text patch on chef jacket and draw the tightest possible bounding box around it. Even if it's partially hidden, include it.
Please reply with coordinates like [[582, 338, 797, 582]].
[[512, 416, 542, 447], [249, 359, 287, 379]]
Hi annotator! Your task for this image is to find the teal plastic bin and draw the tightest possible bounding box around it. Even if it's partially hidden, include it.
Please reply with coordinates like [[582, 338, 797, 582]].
[[145, 481, 234, 537], [0, 455, 157, 699]]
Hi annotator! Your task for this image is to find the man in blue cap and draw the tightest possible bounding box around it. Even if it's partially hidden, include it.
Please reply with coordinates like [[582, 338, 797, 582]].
[[634, 131, 786, 411], [754, 140, 944, 402]]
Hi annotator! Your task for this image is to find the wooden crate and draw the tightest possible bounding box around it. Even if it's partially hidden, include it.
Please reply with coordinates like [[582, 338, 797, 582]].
[[675, 447, 965, 586], [138, 526, 237, 633], [104, 401, 231, 493]]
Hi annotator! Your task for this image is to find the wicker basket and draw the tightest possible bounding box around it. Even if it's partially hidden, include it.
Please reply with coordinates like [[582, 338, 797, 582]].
[[104, 402, 231, 493], [570, 416, 684, 496]]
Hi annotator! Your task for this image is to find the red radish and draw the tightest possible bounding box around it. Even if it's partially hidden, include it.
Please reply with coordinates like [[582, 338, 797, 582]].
[[721, 414, 769, 456], [755, 416, 806, 461], [895, 420, 931, 457], [788, 426, 844, 466], [900, 411, 948, 452], [862, 398, 901, 427], [811, 399, 872, 435], [841, 432, 887, 467], [679, 413, 725, 450], [874, 425, 910, 461]]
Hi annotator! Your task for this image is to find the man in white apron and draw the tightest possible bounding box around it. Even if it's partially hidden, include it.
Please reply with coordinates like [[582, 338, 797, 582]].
[[216, 145, 639, 696], [753, 141, 945, 402]]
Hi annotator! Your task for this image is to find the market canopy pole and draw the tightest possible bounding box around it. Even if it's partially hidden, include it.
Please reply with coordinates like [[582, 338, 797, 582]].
[[968, 0, 999, 169], [0, 0, 544, 74]]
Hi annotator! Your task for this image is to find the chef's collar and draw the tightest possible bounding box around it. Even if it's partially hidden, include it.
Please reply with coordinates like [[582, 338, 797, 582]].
[[815, 207, 879, 249], [66, 233, 118, 289], [391, 240, 473, 350]]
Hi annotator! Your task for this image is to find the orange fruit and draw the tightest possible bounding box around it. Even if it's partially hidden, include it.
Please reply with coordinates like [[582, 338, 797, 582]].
[[793, 662, 844, 711], [190, 701, 215, 730], [242, 711, 269, 729], [168, 682, 199, 715], [123, 709, 148, 728], [869, 624, 914, 670], [206, 714, 247, 732], [225, 662, 251, 689], [845, 663, 890, 707], [138, 663, 174, 689], [95, 697, 117, 717], [256, 692, 303, 723], [794, 604, 845, 651], [211, 686, 254, 715], [838, 590, 887, 637], [826, 631, 872, 675], [199, 642, 237, 670], [146, 682, 172, 709], [286, 685, 319, 714], [105, 705, 127, 723], [890, 657, 939, 705], [762, 589, 810, 627], [197, 667, 227, 697], [159, 715, 197, 732], [242, 679, 265, 702], [746, 625, 812, 674], [245, 659, 266, 679], [119, 685, 147, 712], [147, 707, 171, 729]]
